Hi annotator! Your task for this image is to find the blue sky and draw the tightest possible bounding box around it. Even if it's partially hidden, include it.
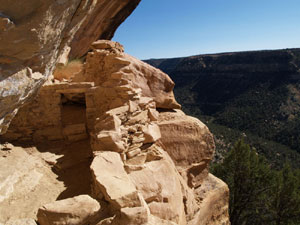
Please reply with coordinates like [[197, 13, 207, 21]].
[[113, 0, 300, 59]]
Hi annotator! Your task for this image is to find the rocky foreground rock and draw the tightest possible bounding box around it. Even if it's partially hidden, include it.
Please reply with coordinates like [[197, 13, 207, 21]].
[[0, 41, 230, 225]]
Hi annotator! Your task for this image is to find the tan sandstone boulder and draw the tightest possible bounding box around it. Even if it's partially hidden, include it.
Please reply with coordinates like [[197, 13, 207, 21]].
[[37, 195, 101, 225], [90, 152, 141, 209], [129, 149, 187, 225], [158, 109, 215, 188], [142, 123, 161, 143], [189, 174, 230, 225], [124, 54, 181, 110], [117, 206, 149, 225]]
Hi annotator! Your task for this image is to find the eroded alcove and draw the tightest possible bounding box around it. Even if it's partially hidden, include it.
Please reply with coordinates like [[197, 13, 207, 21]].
[[0, 81, 97, 221]]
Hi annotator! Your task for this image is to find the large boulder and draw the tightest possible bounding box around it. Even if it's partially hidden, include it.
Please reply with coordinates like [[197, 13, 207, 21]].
[[129, 150, 187, 225], [0, 0, 141, 134], [158, 110, 215, 188], [37, 195, 101, 225], [189, 174, 230, 225], [90, 151, 141, 209]]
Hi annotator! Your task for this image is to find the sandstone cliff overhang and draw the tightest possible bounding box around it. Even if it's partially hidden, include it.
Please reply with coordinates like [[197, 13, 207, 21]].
[[0, 0, 141, 134]]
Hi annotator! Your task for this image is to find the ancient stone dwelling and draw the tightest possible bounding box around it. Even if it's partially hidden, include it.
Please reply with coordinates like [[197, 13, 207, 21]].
[[0, 40, 230, 224], [0, 0, 230, 224]]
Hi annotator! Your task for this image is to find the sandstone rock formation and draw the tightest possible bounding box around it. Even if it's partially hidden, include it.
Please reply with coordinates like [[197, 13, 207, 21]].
[[0, 0, 141, 134], [0, 41, 230, 224], [37, 195, 101, 225], [158, 111, 215, 188]]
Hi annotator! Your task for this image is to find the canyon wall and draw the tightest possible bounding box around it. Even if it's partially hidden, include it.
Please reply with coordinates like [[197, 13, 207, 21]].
[[146, 49, 300, 115]]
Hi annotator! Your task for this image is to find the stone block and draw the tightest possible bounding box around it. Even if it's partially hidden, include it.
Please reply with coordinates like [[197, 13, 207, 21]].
[[37, 195, 101, 225], [90, 152, 141, 209]]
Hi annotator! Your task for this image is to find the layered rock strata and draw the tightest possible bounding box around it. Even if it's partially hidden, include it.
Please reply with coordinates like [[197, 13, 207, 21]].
[[0, 0, 141, 134], [1, 41, 229, 225]]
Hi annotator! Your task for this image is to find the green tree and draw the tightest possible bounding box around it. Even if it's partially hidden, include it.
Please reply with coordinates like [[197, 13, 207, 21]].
[[212, 139, 273, 225], [267, 163, 300, 225]]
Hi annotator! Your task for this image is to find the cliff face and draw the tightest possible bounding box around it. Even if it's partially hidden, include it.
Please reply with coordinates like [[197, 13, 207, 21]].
[[0, 0, 141, 134], [146, 49, 300, 115], [0, 41, 230, 225]]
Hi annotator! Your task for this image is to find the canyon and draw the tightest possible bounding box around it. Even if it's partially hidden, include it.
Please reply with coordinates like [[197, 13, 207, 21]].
[[146, 49, 300, 167], [0, 1, 230, 225]]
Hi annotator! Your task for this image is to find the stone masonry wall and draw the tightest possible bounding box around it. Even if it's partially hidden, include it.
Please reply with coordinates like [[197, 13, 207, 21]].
[[1, 41, 230, 225]]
